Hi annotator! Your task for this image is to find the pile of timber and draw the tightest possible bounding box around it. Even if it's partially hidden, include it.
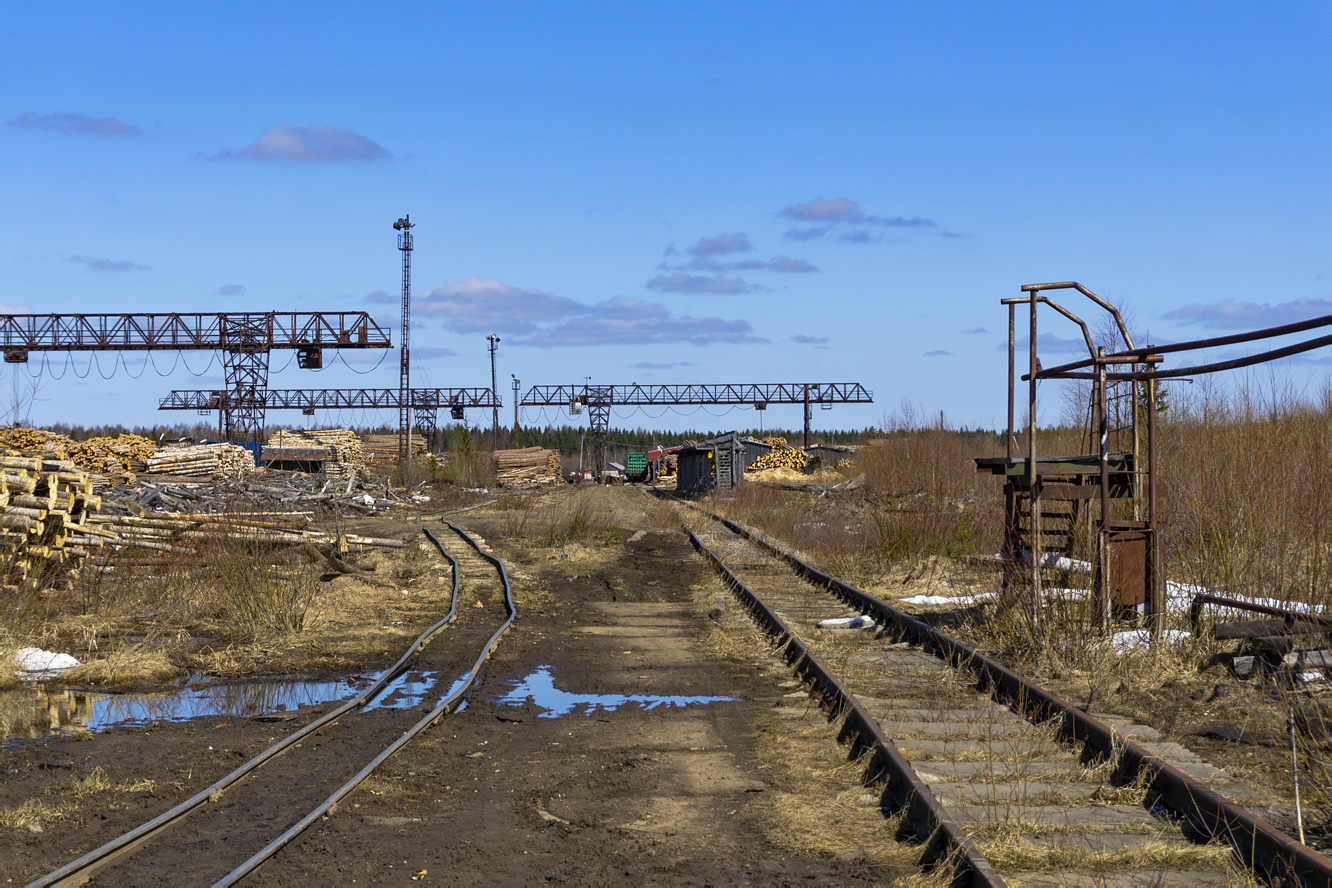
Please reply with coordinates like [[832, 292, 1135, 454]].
[[269, 429, 365, 483], [0, 428, 79, 456], [69, 434, 157, 474], [748, 438, 809, 472], [494, 447, 562, 487], [0, 451, 105, 590], [100, 472, 433, 517], [86, 510, 404, 568], [146, 443, 256, 478], [361, 433, 427, 470], [0, 429, 152, 488]]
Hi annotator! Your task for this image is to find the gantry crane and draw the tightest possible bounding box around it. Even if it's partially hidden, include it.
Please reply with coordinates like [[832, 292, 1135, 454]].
[[158, 387, 499, 438], [0, 312, 392, 443], [520, 382, 873, 476]]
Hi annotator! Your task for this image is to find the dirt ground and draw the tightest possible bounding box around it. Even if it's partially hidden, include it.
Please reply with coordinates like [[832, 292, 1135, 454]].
[[0, 485, 908, 885]]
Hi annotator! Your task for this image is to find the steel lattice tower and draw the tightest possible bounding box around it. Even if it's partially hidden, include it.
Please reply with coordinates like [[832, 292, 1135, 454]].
[[393, 215, 414, 468]]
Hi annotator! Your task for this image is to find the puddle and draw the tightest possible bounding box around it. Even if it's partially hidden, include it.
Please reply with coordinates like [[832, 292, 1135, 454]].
[[0, 668, 440, 741], [497, 665, 736, 718]]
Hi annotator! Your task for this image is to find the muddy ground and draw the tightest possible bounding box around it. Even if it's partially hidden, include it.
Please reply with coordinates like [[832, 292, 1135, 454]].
[[0, 485, 909, 885]]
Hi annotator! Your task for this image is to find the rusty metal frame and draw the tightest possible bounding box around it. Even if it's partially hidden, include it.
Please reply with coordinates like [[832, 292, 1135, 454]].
[[998, 283, 1142, 625]]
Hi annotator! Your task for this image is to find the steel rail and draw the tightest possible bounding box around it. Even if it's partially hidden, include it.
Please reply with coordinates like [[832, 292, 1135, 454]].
[[215, 520, 517, 886], [29, 527, 462, 888], [708, 512, 1332, 887], [682, 522, 1005, 887]]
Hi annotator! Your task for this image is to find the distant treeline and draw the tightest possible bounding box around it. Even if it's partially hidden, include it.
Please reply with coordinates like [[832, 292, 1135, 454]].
[[41, 421, 1007, 459]]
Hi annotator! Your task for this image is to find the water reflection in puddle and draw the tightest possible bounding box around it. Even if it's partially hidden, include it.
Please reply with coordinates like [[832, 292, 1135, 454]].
[[0, 668, 443, 740], [498, 665, 736, 718]]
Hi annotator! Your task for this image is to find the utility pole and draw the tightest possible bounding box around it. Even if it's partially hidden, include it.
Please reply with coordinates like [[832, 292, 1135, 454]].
[[487, 334, 500, 449], [393, 215, 414, 469], [511, 374, 520, 431]]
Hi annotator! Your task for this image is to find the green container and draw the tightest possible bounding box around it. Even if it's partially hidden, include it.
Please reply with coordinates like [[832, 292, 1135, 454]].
[[626, 452, 648, 481]]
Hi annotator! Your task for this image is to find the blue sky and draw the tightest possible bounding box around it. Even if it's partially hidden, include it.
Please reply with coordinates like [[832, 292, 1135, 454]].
[[4, 3, 1332, 434]]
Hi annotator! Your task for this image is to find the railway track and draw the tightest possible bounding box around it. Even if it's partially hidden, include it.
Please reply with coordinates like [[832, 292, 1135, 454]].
[[674, 498, 1332, 887], [31, 521, 515, 887]]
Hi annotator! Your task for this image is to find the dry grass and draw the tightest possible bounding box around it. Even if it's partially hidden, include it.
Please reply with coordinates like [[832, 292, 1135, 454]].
[[495, 488, 618, 548]]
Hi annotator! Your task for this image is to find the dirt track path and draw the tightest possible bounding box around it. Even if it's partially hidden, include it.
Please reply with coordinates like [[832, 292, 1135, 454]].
[[0, 486, 895, 885]]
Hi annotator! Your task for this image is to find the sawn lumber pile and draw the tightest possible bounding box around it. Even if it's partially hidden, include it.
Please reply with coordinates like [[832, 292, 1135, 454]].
[[270, 429, 365, 483], [748, 438, 809, 472], [494, 447, 562, 487], [361, 433, 427, 469], [0, 450, 104, 590], [146, 443, 256, 478]]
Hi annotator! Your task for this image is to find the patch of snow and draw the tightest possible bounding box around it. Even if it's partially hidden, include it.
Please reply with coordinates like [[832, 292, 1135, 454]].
[[1108, 629, 1191, 654], [817, 615, 875, 629], [14, 647, 80, 679], [1301, 671, 1324, 683], [901, 592, 998, 606]]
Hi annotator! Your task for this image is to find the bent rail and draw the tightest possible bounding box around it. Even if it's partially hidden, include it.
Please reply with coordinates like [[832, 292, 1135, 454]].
[[31, 527, 463, 888]]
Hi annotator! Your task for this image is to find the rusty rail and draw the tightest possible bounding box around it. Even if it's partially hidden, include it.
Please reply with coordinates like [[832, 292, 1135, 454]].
[[709, 512, 1332, 887], [685, 525, 1006, 887]]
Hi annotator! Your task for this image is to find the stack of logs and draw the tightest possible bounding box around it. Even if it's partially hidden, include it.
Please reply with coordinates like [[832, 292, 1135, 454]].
[[0, 428, 158, 488], [86, 511, 404, 567], [0, 450, 105, 590], [361, 433, 427, 470], [269, 430, 365, 483], [146, 443, 256, 478], [494, 447, 562, 487], [748, 437, 809, 472], [69, 434, 157, 474]]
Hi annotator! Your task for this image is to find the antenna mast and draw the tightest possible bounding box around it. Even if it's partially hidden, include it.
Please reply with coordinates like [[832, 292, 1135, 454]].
[[393, 214, 414, 469]]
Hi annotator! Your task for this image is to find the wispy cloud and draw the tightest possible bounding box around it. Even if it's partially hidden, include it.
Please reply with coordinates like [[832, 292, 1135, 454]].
[[923, 349, 953, 357], [0, 302, 33, 314], [646, 273, 760, 295], [667, 255, 818, 274], [784, 226, 831, 241], [658, 232, 817, 277], [781, 196, 935, 228], [413, 346, 459, 360], [629, 361, 697, 370], [73, 255, 152, 273], [962, 326, 989, 335], [214, 283, 247, 297], [406, 276, 584, 335], [790, 334, 829, 345], [1163, 298, 1332, 330], [521, 308, 765, 349], [780, 196, 938, 243], [6, 111, 140, 137], [690, 233, 753, 256], [392, 276, 763, 348], [214, 123, 389, 164]]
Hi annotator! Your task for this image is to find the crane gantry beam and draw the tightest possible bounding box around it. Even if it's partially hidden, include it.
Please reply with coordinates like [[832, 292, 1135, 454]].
[[0, 312, 392, 444], [520, 382, 873, 476], [158, 387, 498, 438]]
